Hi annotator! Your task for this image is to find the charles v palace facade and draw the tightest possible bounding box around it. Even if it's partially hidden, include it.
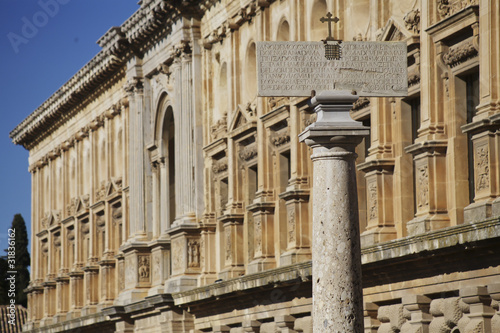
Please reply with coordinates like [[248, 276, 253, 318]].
[[10, 0, 500, 332]]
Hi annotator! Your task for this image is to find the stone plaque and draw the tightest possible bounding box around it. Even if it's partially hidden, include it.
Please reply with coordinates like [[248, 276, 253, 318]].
[[257, 41, 408, 97]]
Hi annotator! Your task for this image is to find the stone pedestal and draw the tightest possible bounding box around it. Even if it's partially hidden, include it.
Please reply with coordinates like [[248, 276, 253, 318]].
[[299, 90, 368, 333], [166, 220, 200, 293]]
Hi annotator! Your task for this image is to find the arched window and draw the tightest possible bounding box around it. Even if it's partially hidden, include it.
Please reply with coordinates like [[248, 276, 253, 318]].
[[277, 19, 290, 41], [218, 62, 228, 119], [310, 0, 327, 41], [245, 42, 257, 100], [162, 106, 176, 227]]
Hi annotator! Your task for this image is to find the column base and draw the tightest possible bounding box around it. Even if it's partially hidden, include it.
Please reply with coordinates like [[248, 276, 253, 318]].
[[65, 309, 81, 320], [114, 288, 149, 305], [279, 249, 311, 266], [218, 266, 245, 280], [52, 313, 67, 323], [39, 317, 54, 327], [96, 301, 114, 312], [492, 197, 500, 217], [406, 214, 450, 236], [198, 273, 217, 286], [147, 285, 166, 296], [464, 201, 493, 223], [360, 226, 397, 247], [247, 258, 276, 274], [165, 275, 198, 293], [80, 305, 97, 316]]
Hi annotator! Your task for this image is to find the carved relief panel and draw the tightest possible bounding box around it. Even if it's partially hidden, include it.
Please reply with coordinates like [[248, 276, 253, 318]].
[[471, 132, 497, 203], [367, 180, 378, 221], [66, 226, 75, 271], [137, 255, 150, 284], [80, 218, 90, 266], [95, 211, 105, 259], [416, 164, 429, 211], [171, 237, 185, 275], [111, 202, 123, 254]]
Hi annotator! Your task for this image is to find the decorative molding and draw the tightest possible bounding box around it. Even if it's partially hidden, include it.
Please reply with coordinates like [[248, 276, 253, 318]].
[[211, 115, 227, 140], [304, 113, 317, 128], [408, 66, 421, 86], [442, 40, 478, 68], [437, 0, 478, 19], [268, 97, 289, 110], [212, 157, 228, 174], [238, 143, 258, 161], [89, 115, 105, 131], [270, 129, 290, 147], [351, 97, 370, 111], [403, 9, 420, 34], [95, 181, 108, 202]]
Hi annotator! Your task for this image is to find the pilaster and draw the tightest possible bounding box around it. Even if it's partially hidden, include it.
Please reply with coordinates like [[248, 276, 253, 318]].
[[67, 271, 83, 319], [147, 238, 170, 295], [166, 221, 200, 293], [125, 72, 148, 241], [405, 141, 450, 235], [278, 189, 311, 265], [198, 215, 217, 286], [53, 276, 69, 323], [462, 119, 500, 222], [114, 242, 151, 304], [218, 213, 246, 280]]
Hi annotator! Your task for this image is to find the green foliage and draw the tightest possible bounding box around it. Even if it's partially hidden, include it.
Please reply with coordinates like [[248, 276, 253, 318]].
[[12, 213, 30, 268], [1, 214, 30, 307]]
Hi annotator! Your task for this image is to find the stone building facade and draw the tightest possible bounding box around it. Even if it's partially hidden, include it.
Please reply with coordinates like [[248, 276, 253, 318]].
[[9, 0, 500, 332]]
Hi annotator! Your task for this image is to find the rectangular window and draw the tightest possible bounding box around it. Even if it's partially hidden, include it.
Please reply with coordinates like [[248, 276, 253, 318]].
[[410, 98, 421, 143], [465, 72, 479, 203]]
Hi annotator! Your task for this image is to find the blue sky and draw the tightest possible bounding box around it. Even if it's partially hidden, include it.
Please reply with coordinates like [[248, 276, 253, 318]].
[[0, 0, 139, 256]]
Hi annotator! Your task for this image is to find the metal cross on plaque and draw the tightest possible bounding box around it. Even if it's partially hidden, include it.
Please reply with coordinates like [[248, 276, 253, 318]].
[[320, 12, 342, 60], [320, 12, 339, 41]]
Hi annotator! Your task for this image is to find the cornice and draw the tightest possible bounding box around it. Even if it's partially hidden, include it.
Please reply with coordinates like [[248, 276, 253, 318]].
[[10, 0, 182, 150], [28, 99, 127, 173]]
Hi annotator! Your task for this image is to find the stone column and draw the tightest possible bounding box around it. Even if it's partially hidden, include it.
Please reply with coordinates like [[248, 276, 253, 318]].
[[299, 91, 368, 333]]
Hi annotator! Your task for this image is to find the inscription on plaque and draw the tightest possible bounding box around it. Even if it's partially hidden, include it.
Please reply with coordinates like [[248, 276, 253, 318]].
[[257, 41, 408, 97]]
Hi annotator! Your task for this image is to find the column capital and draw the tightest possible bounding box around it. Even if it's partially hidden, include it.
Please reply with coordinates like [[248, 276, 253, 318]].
[[299, 91, 369, 149]]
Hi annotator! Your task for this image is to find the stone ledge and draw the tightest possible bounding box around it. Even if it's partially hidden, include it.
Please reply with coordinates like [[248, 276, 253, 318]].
[[172, 261, 312, 305], [173, 217, 500, 306], [361, 216, 500, 264], [27, 312, 110, 333], [27, 217, 500, 330]]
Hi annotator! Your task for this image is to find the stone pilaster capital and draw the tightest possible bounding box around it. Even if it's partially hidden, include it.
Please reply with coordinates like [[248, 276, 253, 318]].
[[124, 77, 144, 95]]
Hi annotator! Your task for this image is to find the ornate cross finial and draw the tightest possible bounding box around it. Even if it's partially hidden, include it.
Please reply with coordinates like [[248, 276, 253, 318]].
[[320, 12, 339, 41], [320, 12, 342, 60]]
